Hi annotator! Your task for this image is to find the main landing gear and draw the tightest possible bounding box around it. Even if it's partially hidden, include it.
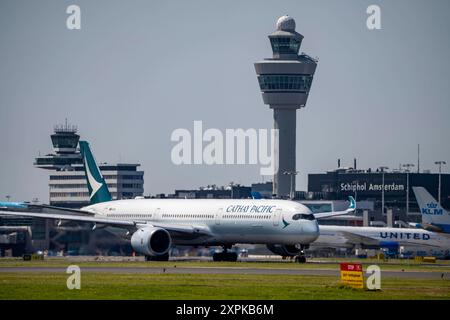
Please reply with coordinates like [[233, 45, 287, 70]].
[[294, 254, 306, 263], [213, 245, 238, 262], [145, 253, 169, 261]]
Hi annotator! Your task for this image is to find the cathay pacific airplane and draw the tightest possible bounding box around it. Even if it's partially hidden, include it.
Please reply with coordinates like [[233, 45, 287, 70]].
[[0, 141, 355, 263], [412, 186, 450, 233]]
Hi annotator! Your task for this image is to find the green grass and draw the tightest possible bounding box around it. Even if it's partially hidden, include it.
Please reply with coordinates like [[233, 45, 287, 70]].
[[0, 272, 449, 300], [1, 258, 448, 299]]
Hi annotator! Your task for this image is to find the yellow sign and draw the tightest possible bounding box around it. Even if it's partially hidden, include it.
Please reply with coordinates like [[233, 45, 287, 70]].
[[340, 263, 364, 289]]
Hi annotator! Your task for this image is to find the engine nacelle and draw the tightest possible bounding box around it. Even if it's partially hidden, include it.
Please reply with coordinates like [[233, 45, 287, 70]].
[[266, 244, 303, 257], [131, 227, 172, 256]]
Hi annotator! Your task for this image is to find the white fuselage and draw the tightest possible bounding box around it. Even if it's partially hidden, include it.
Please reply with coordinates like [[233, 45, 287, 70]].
[[313, 225, 450, 250], [83, 198, 320, 246]]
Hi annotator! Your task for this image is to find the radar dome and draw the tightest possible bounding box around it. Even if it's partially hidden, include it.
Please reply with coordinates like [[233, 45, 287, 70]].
[[276, 15, 296, 32]]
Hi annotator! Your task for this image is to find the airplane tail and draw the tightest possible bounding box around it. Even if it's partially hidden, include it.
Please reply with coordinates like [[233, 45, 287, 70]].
[[79, 141, 112, 204], [412, 186, 450, 233]]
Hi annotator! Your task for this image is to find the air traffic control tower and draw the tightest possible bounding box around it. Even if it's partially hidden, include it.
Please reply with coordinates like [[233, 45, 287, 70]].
[[254, 15, 317, 198]]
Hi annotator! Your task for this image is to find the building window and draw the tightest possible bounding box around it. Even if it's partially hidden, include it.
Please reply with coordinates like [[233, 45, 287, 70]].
[[257, 74, 312, 92], [270, 37, 300, 55], [121, 175, 142, 180]]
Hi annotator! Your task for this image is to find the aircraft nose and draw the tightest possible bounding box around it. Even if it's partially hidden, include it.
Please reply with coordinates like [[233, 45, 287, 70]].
[[303, 220, 320, 242]]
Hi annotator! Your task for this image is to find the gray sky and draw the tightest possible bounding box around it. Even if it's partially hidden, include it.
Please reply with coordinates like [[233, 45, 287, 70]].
[[1, 0, 449, 202]]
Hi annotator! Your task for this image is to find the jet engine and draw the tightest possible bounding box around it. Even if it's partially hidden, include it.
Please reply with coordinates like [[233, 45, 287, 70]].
[[131, 227, 172, 256], [266, 244, 306, 257]]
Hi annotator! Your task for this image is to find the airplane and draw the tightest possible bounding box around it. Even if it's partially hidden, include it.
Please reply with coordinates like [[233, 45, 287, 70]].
[[412, 186, 450, 233], [312, 225, 450, 254], [310, 188, 450, 257], [0, 202, 28, 209], [0, 140, 356, 263]]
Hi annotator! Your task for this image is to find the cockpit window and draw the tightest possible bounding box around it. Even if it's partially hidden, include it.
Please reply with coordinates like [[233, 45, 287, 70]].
[[292, 213, 316, 221]]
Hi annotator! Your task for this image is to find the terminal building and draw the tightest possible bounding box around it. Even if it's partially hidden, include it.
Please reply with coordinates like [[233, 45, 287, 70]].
[[48, 164, 144, 208], [306, 165, 449, 227], [308, 167, 450, 212]]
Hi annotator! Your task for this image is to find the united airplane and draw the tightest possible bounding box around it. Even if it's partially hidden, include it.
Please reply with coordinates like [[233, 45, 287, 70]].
[[0, 141, 355, 262], [310, 187, 450, 255], [313, 225, 450, 253]]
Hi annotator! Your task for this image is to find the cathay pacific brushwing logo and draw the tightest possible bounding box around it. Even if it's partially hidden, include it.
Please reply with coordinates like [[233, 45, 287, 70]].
[[282, 217, 290, 229], [85, 155, 103, 199]]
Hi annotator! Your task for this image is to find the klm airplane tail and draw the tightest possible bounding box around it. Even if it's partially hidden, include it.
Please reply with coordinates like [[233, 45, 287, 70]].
[[79, 141, 112, 204], [412, 186, 450, 233]]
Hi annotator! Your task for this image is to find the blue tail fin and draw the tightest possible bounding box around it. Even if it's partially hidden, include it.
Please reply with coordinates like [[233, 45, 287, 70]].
[[79, 141, 112, 204]]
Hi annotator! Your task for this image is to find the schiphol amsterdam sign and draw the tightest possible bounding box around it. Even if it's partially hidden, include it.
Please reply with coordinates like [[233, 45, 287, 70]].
[[340, 182, 405, 193]]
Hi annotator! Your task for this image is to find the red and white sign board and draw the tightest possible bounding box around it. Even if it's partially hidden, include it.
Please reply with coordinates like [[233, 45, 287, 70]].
[[340, 263, 364, 289]]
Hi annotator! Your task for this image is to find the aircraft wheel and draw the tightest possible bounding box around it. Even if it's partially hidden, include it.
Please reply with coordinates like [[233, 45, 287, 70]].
[[213, 252, 237, 262], [145, 253, 169, 261], [213, 252, 223, 262], [295, 255, 306, 263], [226, 252, 238, 262]]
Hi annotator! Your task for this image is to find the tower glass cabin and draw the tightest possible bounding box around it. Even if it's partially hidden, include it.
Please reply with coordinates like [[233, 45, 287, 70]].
[[34, 122, 83, 170], [254, 15, 317, 198]]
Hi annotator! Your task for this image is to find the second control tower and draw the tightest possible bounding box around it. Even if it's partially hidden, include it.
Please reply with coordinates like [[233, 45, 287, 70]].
[[254, 15, 317, 198]]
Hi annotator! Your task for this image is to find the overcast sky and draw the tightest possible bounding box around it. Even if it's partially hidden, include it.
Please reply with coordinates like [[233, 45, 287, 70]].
[[1, 0, 449, 202]]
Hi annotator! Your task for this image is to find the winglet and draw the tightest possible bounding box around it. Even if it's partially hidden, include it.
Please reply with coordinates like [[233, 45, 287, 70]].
[[347, 196, 356, 211], [314, 197, 357, 220]]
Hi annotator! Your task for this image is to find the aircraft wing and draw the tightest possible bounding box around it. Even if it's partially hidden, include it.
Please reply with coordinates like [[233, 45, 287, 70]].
[[26, 204, 95, 216], [340, 231, 379, 246], [0, 210, 135, 228], [0, 210, 212, 237], [314, 196, 356, 219], [0, 202, 95, 216], [340, 230, 443, 248]]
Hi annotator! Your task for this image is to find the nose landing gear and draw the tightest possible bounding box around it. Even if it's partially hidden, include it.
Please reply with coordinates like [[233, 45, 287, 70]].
[[294, 245, 307, 263]]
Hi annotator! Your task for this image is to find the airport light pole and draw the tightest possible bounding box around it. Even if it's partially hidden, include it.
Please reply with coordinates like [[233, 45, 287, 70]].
[[283, 171, 298, 199], [402, 163, 415, 215], [379, 166, 389, 214], [435, 161, 446, 204]]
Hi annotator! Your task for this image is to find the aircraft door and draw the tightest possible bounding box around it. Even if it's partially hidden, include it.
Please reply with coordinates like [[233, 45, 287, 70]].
[[154, 208, 161, 221], [215, 208, 223, 225], [273, 208, 281, 226]]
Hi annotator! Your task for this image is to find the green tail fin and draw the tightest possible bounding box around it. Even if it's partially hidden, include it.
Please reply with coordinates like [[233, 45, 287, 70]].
[[79, 141, 112, 204]]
